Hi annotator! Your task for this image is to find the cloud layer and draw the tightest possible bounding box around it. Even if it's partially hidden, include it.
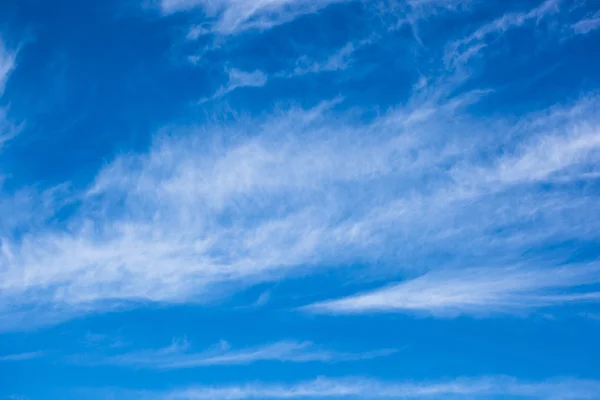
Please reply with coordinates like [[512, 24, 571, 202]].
[[1, 0, 600, 331], [95, 376, 600, 400], [1, 89, 600, 328]]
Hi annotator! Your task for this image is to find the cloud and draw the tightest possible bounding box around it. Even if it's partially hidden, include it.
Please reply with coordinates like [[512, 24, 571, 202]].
[[306, 264, 600, 317], [2, 87, 600, 329], [0, 37, 20, 148], [444, 0, 561, 69], [71, 339, 396, 369], [285, 42, 358, 77], [3, 3, 600, 329], [0, 38, 16, 96], [199, 68, 267, 103], [278, 35, 375, 78], [252, 289, 271, 307], [91, 376, 600, 400], [0, 351, 45, 361], [572, 11, 600, 35], [0, 108, 22, 150], [159, 0, 344, 35]]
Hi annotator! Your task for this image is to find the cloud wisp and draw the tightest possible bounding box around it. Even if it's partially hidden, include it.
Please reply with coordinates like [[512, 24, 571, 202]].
[[0, 37, 16, 96], [0, 37, 19, 148], [159, 0, 344, 35], [91, 376, 600, 400], [71, 339, 397, 369], [572, 10, 600, 35], [199, 67, 267, 103], [0, 351, 45, 362], [306, 264, 600, 317], [444, 0, 561, 69]]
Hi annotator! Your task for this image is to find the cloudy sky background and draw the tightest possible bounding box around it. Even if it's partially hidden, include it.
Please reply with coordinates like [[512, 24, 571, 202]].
[[1, 0, 600, 399]]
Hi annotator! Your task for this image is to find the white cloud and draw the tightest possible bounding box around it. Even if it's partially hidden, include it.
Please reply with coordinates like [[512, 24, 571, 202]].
[[572, 11, 600, 35], [444, 0, 561, 68], [286, 42, 357, 77], [279, 35, 375, 78], [0, 38, 20, 149], [306, 264, 600, 317], [72, 339, 396, 369], [160, 0, 344, 35], [2, 88, 600, 329], [0, 38, 16, 96], [199, 67, 267, 102], [0, 108, 22, 150], [99, 376, 600, 400], [0, 351, 45, 361]]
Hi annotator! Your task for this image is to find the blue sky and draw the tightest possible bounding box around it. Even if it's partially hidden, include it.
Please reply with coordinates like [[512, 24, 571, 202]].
[[1, 0, 600, 399]]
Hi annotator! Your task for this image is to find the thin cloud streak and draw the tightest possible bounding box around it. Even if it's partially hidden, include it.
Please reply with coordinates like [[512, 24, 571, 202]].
[[199, 68, 267, 103], [0, 351, 45, 361], [71, 339, 397, 369], [96, 376, 600, 400], [0, 37, 19, 148], [159, 0, 345, 35], [306, 264, 600, 317], [0, 37, 16, 96], [444, 0, 561, 68]]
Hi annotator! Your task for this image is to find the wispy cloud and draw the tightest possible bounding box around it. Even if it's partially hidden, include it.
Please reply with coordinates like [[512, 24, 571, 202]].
[[90, 376, 600, 400], [444, 0, 561, 69], [306, 264, 600, 317], [0, 38, 16, 96], [0, 37, 20, 148], [199, 67, 267, 103], [159, 0, 344, 35], [283, 41, 362, 77], [277, 34, 376, 79], [2, 2, 600, 329], [71, 339, 396, 369], [253, 289, 271, 307], [0, 351, 45, 361], [2, 89, 600, 329], [572, 11, 600, 35]]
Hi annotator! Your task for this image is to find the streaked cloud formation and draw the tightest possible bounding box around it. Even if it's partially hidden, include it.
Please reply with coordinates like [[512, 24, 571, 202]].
[[73, 339, 396, 369], [159, 0, 343, 35], [0, 38, 16, 96], [0, 37, 18, 148], [96, 376, 600, 400], [2, 88, 599, 328], [307, 265, 600, 317], [0, 351, 45, 362], [200, 67, 267, 102]]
